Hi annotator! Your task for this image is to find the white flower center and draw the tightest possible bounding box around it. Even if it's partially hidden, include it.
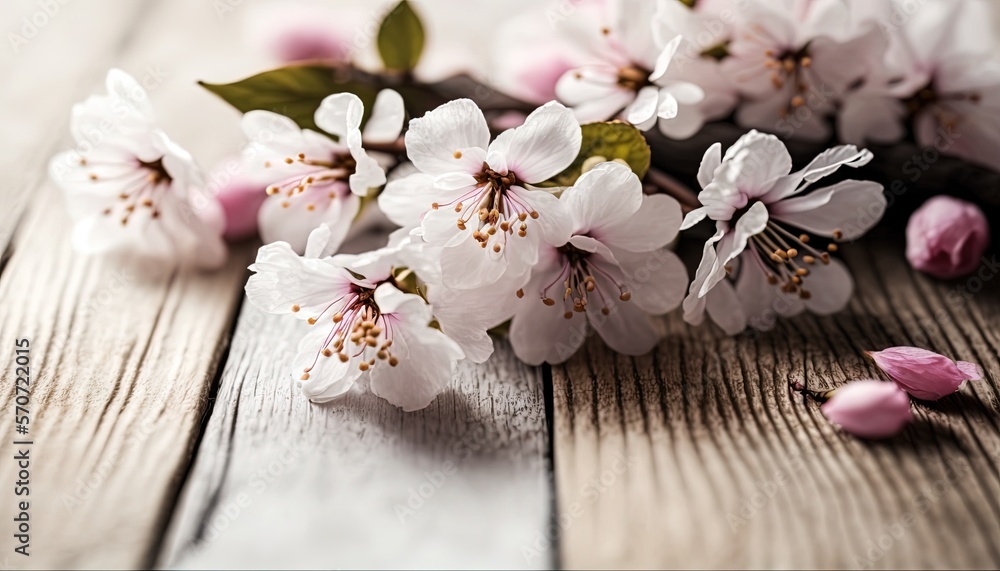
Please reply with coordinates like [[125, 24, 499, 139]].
[[89, 156, 170, 225], [264, 152, 355, 211], [293, 285, 399, 379], [432, 162, 539, 255], [524, 243, 631, 319]]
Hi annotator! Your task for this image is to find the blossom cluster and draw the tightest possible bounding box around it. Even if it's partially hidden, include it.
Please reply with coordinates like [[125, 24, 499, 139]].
[[45, 0, 995, 412], [494, 0, 1000, 171]]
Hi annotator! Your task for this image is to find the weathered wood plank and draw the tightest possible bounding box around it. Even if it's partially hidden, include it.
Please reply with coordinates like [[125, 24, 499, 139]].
[[552, 235, 1000, 569], [0, 0, 263, 567], [160, 302, 553, 569], [0, 0, 151, 252]]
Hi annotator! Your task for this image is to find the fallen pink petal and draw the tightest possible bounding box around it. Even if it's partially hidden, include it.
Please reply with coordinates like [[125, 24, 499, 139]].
[[868, 346, 983, 401]]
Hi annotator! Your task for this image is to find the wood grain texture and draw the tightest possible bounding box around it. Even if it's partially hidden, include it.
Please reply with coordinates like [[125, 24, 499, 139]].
[[0, 0, 263, 567], [0, 0, 148, 253], [552, 236, 1000, 569], [160, 304, 553, 570]]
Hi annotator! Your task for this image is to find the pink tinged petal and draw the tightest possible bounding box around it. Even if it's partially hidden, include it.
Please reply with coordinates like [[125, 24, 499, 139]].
[[957, 362, 983, 381], [314, 92, 364, 140], [563, 162, 642, 238], [626, 86, 661, 125], [868, 346, 979, 401], [245, 241, 356, 318], [368, 326, 461, 411], [433, 172, 478, 191], [362, 89, 405, 143], [704, 279, 747, 335], [657, 104, 704, 140], [555, 66, 622, 106], [684, 225, 724, 310], [510, 272, 586, 366], [721, 130, 793, 196], [838, 92, 906, 147], [905, 195, 990, 279], [601, 193, 682, 252], [700, 201, 768, 296], [800, 258, 853, 315], [769, 180, 886, 240], [258, 189, 359, 255], [696, 142, 722, 190], [429, 287, 507, 364], [587, 292, 663, 357], [735, 253, 804, 331], [439, 234, 512, 289], [760, 145, 875, 203], [821, 380, 911, 440], [570, 90, 637, 124], [405, 99, 490, 176], [295, 326, 362, 403], [613, 248, 687, 315], [498, 101, 582, 183], [369, 287, 465, 411], [510, 186, 572, 246], [377, 172, 438, 229], [661, 81, 705, 106]]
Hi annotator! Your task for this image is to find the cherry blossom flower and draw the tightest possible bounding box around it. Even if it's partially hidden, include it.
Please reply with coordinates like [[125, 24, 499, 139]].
[[820, 380, 911, 440], [905, 195, 990, 279], [681, 130, 885, 333], [245, 226, 464, 411], [839, 0, 1000, 171], [648, 0, 738, 135], [48, 69, 227, 269], [241, 89, 404, 253], [552, 0, 706, 138], [378, 99, 578, 290], [721, 0, 886, 140], [868, 346, 983, 401], [505, 162, 686, 365]]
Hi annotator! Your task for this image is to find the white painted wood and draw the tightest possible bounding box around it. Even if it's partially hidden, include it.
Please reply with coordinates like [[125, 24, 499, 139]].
[[0, 0, 264, 567], [160, 303, 553, 570]]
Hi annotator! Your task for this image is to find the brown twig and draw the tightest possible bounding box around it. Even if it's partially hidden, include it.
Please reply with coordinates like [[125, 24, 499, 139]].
[[644, 168, 701, 213]]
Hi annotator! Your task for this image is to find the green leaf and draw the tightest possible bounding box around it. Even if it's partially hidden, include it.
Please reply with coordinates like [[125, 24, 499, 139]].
[[541, 121, 651, 187], [199, 65, 377, 133], [377, 0, 425, 72]]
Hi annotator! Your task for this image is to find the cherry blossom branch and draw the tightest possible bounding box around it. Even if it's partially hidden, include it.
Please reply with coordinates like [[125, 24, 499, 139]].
[[644, 168, 700, 213]]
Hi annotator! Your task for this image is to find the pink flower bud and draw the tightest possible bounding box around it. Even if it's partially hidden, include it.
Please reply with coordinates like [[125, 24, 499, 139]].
[[821, 380, 911, 439], [867, 346, 982, 401], [208, 161, 267, 241], [245, 4, 350, 64], [905, 195, 990, 279]]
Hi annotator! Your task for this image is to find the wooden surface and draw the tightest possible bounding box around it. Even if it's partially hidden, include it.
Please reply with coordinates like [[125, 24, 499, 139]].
[[159, 308, 552, 570], [0, 0, 998, 570], [552, 238, 1000, 569], [0, 0, 258, 568]]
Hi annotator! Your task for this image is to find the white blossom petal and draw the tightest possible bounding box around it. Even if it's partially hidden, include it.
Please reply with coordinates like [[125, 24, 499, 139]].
[[405, 99, 490, 175], [769, 180, 886, 240]]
